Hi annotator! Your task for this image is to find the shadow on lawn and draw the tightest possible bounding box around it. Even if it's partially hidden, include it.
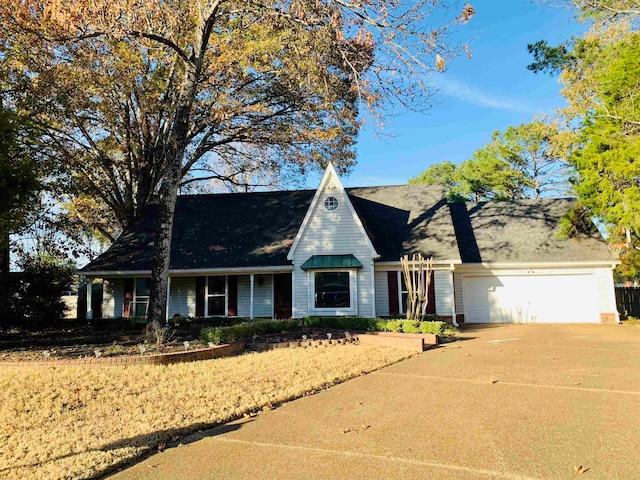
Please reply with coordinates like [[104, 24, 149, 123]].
[[1, 421, 248, 480], [96, 421, 249, 479]]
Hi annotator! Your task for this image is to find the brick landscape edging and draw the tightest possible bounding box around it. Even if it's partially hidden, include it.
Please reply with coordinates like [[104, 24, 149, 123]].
[[0, 342, 245, 368], [248, 332, 438, 352]]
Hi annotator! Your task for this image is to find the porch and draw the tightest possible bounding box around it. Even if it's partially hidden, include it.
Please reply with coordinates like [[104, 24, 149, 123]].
[[83, 271, 293, 321]]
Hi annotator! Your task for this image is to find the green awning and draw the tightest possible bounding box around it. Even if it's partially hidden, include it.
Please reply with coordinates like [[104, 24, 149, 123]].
[[300, 254, 363, 270]]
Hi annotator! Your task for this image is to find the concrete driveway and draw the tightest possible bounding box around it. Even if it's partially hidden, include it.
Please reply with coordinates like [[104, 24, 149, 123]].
[[111, 324, 640, 480]]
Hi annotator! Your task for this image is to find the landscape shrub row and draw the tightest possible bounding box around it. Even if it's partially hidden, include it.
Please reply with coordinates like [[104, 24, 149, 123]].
[[302, 316, 446, 335], [200, 319, 299, 345]]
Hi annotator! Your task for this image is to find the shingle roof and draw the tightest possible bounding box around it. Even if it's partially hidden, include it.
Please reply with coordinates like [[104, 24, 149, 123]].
[[81, 184, 459, 273], [449, 199, 613, 263], [347, 185, 460, 262]]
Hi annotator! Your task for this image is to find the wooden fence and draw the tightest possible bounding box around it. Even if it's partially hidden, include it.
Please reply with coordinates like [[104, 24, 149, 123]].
[[615, 287, 640, 318]]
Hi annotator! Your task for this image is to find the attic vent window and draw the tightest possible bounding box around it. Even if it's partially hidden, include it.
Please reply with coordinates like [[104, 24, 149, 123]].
[[324, 196, 339, 211]]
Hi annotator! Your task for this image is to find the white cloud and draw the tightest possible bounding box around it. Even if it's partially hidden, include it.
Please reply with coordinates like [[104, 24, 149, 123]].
[[433, 76, 535, 113]]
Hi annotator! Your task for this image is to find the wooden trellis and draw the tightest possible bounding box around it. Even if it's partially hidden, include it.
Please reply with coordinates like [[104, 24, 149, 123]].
[[400, 254, 433, 321]]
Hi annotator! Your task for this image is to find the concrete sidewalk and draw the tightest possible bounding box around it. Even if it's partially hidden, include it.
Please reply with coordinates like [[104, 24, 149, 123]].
[[111, 324, 640, 480]]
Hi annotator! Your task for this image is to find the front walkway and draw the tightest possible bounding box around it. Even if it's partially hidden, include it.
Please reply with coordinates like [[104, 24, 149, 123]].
[[111, 324, 640, 480]]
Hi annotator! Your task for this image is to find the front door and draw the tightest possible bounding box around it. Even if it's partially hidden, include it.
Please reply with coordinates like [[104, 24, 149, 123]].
[[273, 273, 293, 319]]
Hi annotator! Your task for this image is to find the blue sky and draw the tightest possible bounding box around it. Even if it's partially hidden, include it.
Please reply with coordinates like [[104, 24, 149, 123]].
[[309, 0, 588, 188]]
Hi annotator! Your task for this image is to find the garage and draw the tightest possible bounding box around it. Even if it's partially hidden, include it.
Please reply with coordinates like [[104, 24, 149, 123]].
[[463, 273, 600, 323]]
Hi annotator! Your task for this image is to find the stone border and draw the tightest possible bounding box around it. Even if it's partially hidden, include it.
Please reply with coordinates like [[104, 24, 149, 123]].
[[248, 337, 356, 351], [249, 332, 438, 353], [0, 343, 245, 368]]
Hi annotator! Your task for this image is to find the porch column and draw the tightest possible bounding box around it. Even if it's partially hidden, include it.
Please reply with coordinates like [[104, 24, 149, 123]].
[[250, 274, 255, 320], [165, 276, 171, 325], [85, 276, 93, 321], [450, 265, 459, 327]]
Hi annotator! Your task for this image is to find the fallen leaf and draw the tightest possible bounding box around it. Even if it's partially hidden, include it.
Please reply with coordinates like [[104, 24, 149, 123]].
[[490, 380, 498, 384], [573, 465, 589, 474], [157, 442, 166, 452]]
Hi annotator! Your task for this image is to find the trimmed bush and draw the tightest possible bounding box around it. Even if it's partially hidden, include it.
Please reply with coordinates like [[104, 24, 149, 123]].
[[200, 319, 299, 345], [301, 316, 446, 336], [302, 316, 377, 331]]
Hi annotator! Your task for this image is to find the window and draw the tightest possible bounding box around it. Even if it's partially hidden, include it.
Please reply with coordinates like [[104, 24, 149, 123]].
[[207, 276, 226, 316], [315, 272, 350, 308], [397, 271, 435, 315], [400, 274, 409, 314], [324, 196, 339, 211], [133, 278, 150, 317]]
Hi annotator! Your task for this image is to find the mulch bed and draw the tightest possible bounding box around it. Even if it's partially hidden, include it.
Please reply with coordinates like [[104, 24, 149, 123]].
[[0, 324, 353, 362]]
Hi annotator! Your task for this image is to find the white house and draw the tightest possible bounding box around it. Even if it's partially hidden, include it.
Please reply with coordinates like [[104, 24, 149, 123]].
[[80, 163, 620, 324]]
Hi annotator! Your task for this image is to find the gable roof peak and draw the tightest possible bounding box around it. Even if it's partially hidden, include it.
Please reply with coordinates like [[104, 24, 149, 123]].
[[286, 161, 379, 261]]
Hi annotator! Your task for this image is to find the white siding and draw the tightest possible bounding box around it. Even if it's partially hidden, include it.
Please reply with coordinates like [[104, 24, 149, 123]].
[[454, 272, 464, 314], [237, 274, 273, 318], [237, 275, 250, 317], [374, 271, 390, 317], [102, 279, 118, 318], [434, 270, 454, 316], [596, 268, 617, 314], [254, 274, 273, 317], [291, 171, 376, 318], [111, 279, 124, 317], [168, 277, 196, 317]]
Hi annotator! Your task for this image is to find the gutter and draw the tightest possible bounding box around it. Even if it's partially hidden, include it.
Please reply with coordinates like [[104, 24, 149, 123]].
[[80, 265, 294, 277]]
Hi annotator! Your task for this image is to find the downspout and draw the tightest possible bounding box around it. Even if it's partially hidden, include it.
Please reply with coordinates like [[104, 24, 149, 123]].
[[250, 274, 254, 320], [450, 264, 459, 327], [370, 260, 376, 318]]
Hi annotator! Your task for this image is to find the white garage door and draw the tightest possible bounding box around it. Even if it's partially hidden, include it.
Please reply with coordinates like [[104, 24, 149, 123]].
[[463, 274, 600, 323]]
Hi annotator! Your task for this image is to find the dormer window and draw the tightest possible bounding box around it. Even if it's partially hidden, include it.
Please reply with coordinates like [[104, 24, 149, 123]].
[[324, 196, 339, 211]]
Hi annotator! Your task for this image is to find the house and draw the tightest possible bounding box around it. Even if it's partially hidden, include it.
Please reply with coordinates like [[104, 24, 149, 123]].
[[80, 163, 619, 324]]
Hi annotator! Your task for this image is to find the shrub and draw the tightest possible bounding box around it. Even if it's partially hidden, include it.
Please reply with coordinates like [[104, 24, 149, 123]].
[[200, 319, 299, 345], [103, 343, 125, 356], [401, 321, 421, 334], [417, 321, 446, 335], [301, 316, 446, 336], [384, 320, 403, 332], [302, 316, 378, 331], [9, 253, 74, 327], [172, 316, 250, 328]]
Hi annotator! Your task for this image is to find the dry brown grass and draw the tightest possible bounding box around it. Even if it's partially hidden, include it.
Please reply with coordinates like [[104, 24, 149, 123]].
[[0, 344, 413, 480]]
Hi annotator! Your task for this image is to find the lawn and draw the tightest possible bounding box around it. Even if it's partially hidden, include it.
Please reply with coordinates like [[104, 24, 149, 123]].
[[0, 344, 413, 480]]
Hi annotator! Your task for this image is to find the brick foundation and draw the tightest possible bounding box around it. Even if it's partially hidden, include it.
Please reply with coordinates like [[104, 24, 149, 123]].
[[600, 313, 618, 324]]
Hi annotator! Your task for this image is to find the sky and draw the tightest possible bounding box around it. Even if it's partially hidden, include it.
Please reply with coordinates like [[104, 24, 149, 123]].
[[307, 0, 589, 188]]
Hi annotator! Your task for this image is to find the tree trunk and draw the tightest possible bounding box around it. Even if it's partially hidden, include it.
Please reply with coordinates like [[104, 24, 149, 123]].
[[145, 16, 211, 333], [0, 231, 9, 327], [146, 164, 181, 329]]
